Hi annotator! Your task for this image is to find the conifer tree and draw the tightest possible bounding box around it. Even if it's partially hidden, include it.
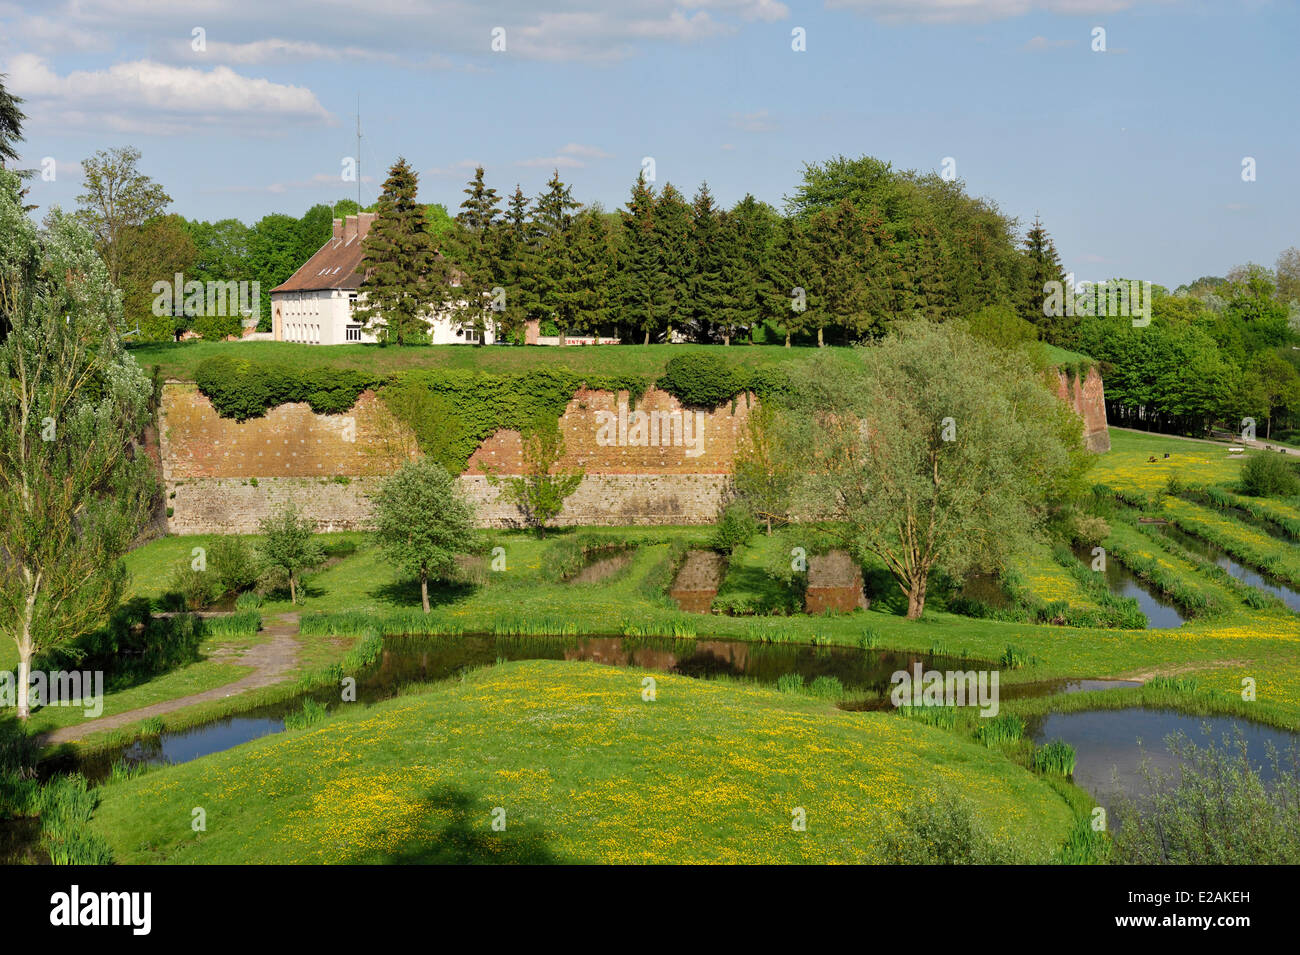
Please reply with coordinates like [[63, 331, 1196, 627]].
[[1020, 215, 1069, 344], [719, 195, 775, 345], [617, 173, 668, 344], [450, 165, 502, 343], [356, 158, 443, 345], [497, 185, 536, 340], [687, 182, 727, 341], [532, 171, 580, 334], [763, 216, 818, 346], [0, 73, 25, 167], [654, 183, 692, 341]]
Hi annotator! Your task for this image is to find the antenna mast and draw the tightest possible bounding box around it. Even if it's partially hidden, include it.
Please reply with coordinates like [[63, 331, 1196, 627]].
[[356, 95, 362, 210]]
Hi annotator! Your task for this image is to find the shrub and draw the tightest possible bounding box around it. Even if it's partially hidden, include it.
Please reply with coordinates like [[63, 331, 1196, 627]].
[[657, 353, 741, 408], [1113, 731, 1300, 864], [883, 789, 1031, 864], [167, 564, 218, 611], [210, 536, 258, 595], [1240, 452, 1300, 497], [1072, 513, 1111, 546], [710, 502, 757, 555]]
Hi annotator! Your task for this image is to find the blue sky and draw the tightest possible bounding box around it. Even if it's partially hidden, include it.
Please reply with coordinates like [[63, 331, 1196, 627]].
[[1, 0, 1295, 288]]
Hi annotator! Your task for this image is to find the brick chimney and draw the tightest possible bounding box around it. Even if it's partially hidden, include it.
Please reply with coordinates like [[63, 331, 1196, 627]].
[[342, 215, 357, 243], [357, 212, 377, 240], [332, 218, 343, 241]]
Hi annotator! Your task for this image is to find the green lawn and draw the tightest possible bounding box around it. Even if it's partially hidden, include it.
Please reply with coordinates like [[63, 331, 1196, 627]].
[[128, 340, 833, 383], [90, 660, 1076, 864]]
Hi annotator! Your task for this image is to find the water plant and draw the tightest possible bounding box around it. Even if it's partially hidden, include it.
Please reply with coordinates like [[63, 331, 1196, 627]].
[[975, 714, 1025, 747], [285, 698, 329, 731], [1033, 740, 1076, 776], [897, 704, 957, 730]]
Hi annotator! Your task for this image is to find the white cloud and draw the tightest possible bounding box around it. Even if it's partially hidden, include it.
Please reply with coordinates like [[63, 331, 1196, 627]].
[[5, 1, 792, 68], [3, 53, 333, 133], [560, 143, 614, 159], [826, 0, 1169, 24], [515, 154, 587, 168], [1023, 35, 1072, 50], [730, 109, 777, 133]]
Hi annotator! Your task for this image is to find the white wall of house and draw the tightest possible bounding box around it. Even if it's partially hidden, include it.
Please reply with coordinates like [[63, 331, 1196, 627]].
[[272, 289, 495, 345]]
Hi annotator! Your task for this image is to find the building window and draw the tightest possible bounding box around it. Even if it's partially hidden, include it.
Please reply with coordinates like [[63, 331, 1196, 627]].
[[460, 324, 480, 344], [346, 324, 363, 342]]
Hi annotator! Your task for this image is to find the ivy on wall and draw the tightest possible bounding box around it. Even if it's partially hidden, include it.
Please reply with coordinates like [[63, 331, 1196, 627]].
[[195, 355, 381, 421], [380, 367, 646, 473], [192, 353, 797, 474]]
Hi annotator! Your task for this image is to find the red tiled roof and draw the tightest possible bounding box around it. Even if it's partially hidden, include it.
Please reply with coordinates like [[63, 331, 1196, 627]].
[[271, 213, 376, 294], [270, 235, 366, 294]]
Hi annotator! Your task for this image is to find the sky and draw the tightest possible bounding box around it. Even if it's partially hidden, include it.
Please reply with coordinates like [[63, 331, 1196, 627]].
[[1, 0, 1296, 289]]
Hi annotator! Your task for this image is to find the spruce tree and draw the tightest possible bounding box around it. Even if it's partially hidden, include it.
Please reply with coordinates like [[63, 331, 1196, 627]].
[[654, 183, 692, 341], [616, 173, 668, 344], [1020, 216, 1069, 343], [497, 185, 536, 340], [532, 171, 580, 335], [720, 195, 776, 344], [763, 216, 817, 346], [356, 158, 443, 345], [687, 182, 727, 342], [0, 73, 25, 167], [451, 165, 502, 343]]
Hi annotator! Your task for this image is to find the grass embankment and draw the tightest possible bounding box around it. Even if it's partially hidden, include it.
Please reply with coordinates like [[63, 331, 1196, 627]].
[[128, 340, 834, 383], [90, 660, 1076, 864]]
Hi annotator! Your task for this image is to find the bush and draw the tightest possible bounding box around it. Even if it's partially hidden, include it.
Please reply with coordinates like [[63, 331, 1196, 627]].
[[883, 789, 1031, 864], [1113, 731, 1300, 864], [710, 502, 757, 555], [210, 536, 258, 595], [657, 353, 741, 408], [1240, 452, 1300, 497], [167, 564, 218, 611]]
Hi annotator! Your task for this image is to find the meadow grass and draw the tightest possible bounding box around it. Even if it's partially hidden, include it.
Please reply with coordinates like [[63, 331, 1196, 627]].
[[88, 660, 1076, 864]]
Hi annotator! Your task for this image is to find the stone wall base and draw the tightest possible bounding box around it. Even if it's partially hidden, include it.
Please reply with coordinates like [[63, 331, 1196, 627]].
[[167, 473, 733, 534]]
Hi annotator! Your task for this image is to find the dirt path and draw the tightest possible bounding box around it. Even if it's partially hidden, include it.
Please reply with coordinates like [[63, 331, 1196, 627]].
[[38, 613, 301, 746]]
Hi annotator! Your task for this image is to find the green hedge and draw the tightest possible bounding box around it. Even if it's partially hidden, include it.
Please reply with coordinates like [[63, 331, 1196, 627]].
[[194, 355, 382, 421]]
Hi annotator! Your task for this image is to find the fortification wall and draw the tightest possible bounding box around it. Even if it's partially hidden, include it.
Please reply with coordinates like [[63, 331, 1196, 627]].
[[160, 383, 749, 532], [158, 367, 1109, 534], [1056, 367, 1111, 453]]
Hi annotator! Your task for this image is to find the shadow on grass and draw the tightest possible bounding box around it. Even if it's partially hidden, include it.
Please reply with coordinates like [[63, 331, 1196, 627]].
[[346, 785, 567, 864], [370, 579, 478, 609]]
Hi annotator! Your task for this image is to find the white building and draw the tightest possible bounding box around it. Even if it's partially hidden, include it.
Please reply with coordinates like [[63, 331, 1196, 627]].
[[269, 213, 494, 345]]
